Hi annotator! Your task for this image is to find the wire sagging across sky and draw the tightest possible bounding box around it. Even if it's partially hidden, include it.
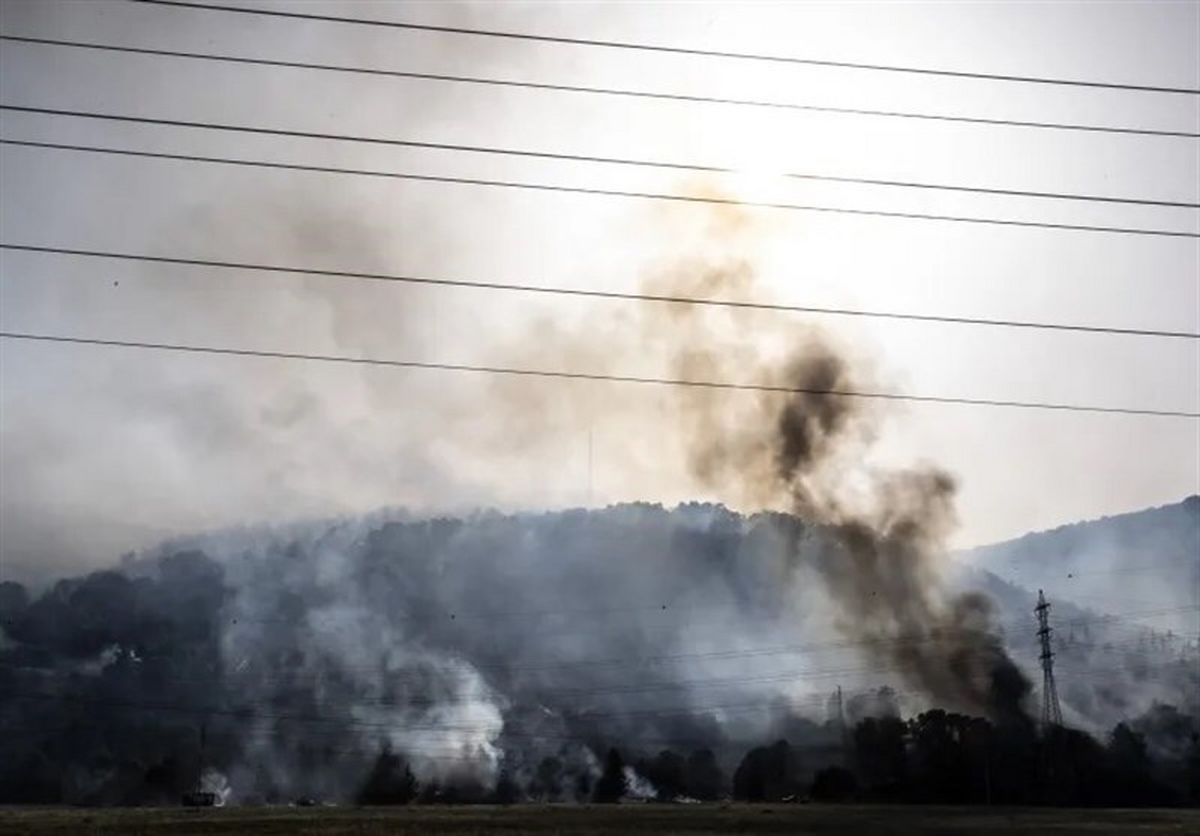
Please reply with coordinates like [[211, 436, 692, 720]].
[[132, 0, 1200, 95], [2, 109, 1196, 238], [3, 243, 1196, 339], [3, 34, 1196, 141], [2, 330, 1196, 418]]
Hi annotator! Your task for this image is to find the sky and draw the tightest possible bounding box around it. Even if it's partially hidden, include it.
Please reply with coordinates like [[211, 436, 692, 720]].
[[0, 0, 1198, 581]]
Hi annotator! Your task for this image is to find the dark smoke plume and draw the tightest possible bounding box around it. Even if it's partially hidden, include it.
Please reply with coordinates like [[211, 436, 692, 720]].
[[619, 202, 1034, 723]]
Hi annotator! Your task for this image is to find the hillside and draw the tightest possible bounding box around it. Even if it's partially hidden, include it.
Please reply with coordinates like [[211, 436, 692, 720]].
[[962, 495, 1198, 635], [957, 496, 1199, 729]]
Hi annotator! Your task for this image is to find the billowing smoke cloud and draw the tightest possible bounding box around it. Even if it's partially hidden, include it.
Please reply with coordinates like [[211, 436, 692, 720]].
[[672, 326, 1032, 721], [548, 195, 1035, 723], [0, 507, 833, 804], [0, 192, 1051, 806]]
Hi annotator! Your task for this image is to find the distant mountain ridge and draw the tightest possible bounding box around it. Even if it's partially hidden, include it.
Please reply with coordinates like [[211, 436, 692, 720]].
[[967, 495, 1199, 571], [955, 495, 1198, 726], [961, 496, 1198, 626], [960, 491, 1200, 714]]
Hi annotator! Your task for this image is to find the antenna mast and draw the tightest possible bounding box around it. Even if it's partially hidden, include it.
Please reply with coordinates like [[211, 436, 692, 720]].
[[1035, 590, 1063, 728]]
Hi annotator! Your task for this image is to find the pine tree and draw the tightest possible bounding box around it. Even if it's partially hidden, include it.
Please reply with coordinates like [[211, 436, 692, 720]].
[[592, 748, 627, 803]]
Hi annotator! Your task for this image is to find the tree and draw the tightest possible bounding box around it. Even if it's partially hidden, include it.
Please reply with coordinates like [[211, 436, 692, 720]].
[[638, 750, 685, 801], [733, 740, 801, 801], [492, 770, 519, 805], [592, 748, 627, 803], [1101, 722, 1172, 807], [811, 765, 858, 802], [532, 756, 564, 802], [356, 748, 418, 805], [853, 717, 907, 796], [908, 710, 974, 803], [1108, 722, 1149, 772], [684, 749, 724, 801], [1187, 733, 1200, 805], [1040, 723, 1104, 806]]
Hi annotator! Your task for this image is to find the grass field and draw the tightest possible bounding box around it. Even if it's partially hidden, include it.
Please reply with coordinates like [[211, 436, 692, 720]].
[[1, 804, 1197, 835]]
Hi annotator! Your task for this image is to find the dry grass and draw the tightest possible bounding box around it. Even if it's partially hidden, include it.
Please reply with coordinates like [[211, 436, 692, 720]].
[[1, 804, 1197, 836]]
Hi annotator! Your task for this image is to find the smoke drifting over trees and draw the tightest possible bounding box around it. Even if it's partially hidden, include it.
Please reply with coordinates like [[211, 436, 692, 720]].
[[2, 504, 1196, 806], [1, 197, 1195, 807]]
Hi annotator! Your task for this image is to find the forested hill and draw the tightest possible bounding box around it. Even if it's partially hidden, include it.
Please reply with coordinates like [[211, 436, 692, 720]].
[[961, 496, 1199, 636]]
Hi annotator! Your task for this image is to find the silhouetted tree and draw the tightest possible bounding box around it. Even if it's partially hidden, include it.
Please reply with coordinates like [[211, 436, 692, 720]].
[[492, 770, 519, 805], [853, 716, 907, 797], [592, 748, 627, 803], [532, 756, 564, 801], [1040, 724, 1104, 805], [733, 740, 802, 801], [574, 770, 592, 800], [1100, 722, 1174, 807], [0, 581, 28, 625], [908, 710, 980, 803], [1109, 723, 1149, 772], [356, 748, 418, 805], [638, 749, 685, 801], [417, 779, 442, 804], [1187, 733, 1200, 805], [684, 749, 724, 801], [811, 765, 858, 802]]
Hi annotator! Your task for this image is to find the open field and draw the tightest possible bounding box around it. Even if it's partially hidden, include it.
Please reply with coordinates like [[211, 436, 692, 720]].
[[1, 805, 1197, 836]]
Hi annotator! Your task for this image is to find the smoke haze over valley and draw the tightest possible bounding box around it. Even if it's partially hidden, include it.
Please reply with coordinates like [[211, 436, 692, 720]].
[[1, 0, 1197, 816]]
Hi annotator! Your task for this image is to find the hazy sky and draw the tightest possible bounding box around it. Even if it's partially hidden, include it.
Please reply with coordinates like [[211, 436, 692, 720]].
[[1, 0, 1198, 580]]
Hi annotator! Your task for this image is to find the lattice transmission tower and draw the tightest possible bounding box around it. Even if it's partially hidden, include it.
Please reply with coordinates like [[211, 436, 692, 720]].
[[1035, 589, 1063, 728]]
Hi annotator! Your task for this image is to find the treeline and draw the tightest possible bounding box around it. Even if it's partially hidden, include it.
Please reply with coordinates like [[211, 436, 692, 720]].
[[831, 708, 1199, 807], [2, 513, 1198, 809], [673, 709, 1198, 807], [354, 708, 1200, 808]]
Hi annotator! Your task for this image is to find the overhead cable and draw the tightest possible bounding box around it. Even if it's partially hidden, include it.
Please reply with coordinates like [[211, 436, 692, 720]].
[[4, 243, 1196, 340], [2, 331, 1197, 418], [4, 35, 1195, 141], [2, 113, 1196, 238], [132, 0, 1200, 96]]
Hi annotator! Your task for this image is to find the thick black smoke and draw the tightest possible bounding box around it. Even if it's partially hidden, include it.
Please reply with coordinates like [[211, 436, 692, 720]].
[[638, 248, 1033, 723]]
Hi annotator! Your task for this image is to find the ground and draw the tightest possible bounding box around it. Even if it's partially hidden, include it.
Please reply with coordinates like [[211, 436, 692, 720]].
[[1, 805, 1197, 835]]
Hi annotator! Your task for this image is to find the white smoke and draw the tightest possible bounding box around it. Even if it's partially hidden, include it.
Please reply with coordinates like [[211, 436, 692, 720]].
[[200, 768, 231, 807], [623, 766, 656, 800]]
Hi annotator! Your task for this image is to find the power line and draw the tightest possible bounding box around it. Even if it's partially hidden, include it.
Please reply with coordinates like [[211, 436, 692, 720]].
[[8, 634, 1178, 700], [5, 602, 1185, 677], [2, 331, 1197, 418], [3, 89, 1192, 209], [8, 643, 1187, 712], [6, 608, 1191, 719], [13, 638, 1193, 709], [2, 124, 1195, 240], [1, 688, 869, 745], [44, 594, 1200, 662], [1, 670, 1178, 771], [4, 35, 1196, 143], [5, 243, 1196, 340], [133, 0, 1200, 96], [5, 654, 1187, 735], [1, 706, 833, 759]]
